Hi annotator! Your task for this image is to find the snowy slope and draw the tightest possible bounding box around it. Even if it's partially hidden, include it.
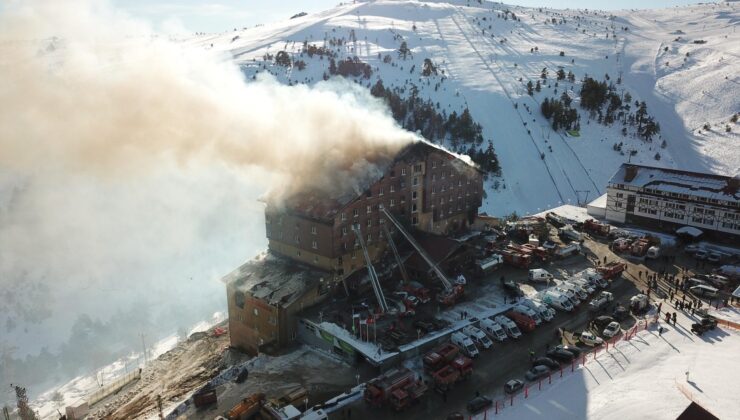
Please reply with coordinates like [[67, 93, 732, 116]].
[[474, 311, 740, 420], [186, 0, 739, 216]]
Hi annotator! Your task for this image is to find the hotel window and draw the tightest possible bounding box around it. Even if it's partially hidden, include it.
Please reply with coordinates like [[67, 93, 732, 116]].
[[412, 216, 419, 225], [379, 187, 384, 196], [400, 195, 406, 204], [432, 174, 436, 181], [412, 203, 418, 213], [413, 177, 419, 186], [353, 209, 359, 218], [311, 226, 317, 235], [401, 168, 407, 176], [367, 234, 372, 242], [367, 219, 372, 227], [414, 164, 422, 173], [341, 227, 347, 236], [312, 240, 317, 249], [412, 191, 418, 200], [432, 161, 437, 169], [341, 212, 346, 221], [432, 186, 436, 194], [366, 205, 371, 214], [390, 185, 396, 193], [390, 199, 395, 207]]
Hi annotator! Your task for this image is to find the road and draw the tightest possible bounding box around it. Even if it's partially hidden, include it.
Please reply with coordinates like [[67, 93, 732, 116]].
[[336, 237, 646, 420]]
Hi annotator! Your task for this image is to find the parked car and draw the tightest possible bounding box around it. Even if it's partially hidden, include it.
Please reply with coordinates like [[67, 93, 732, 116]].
[[602, 321, 621, 338], [532, 356, 560, 370], [525, 365, 551, 381], [504, 379, 524, 395], [689, 285, 719, 298], [593, 315, 615, 330], [467, 395, 493, 414], [547, 348, 575, 362], [556, 345, 584, 357], [502, 280, 525, 298], [612, 305, 629, 321], [580, 331, 604, 347]]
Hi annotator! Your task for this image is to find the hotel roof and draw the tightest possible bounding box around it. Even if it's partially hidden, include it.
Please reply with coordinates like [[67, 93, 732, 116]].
[[608, 164, 739, 205]]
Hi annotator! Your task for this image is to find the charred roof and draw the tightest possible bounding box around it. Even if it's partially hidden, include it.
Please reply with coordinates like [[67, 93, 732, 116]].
[[269, 140, 479, 222], [224, 252, 329, 307]]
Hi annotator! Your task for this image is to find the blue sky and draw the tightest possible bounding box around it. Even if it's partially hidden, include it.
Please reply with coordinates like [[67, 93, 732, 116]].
[[114, 0, 710, 33]]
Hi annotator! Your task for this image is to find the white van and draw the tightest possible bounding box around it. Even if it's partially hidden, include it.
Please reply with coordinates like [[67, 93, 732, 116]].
[[554, 286, 581, 306], [494, 315, 522, 339], [462, 325, 493, 350], [480, 318, 507, 342], [513, 304, 542, 325], [521, 299, 554, 322], [528, 268, 553, 283], [567, 277, 595, 294], [541, 291, 574, 312], [562, 282, 589, 300], [451, 332, 480, 358], [577, 268, 608, 289]]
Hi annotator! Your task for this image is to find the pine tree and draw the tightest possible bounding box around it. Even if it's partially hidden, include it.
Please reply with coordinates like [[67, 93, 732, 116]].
[[398, 41, 411, 60]]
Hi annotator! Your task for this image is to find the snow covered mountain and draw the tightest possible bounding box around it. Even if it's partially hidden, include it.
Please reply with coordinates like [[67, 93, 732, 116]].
[[186, 0, 739, 216]]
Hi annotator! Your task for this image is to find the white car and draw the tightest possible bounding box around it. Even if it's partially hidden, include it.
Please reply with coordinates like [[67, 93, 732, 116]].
[[580, 331, 604, 347], [602, 321, 621, 338]]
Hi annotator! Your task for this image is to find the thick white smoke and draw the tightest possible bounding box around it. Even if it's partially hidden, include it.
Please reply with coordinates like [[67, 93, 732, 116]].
[[0, 0, 416, 396]]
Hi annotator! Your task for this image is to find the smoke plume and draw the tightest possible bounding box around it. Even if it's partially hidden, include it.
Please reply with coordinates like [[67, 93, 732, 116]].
[[0, 0, 415, 397]]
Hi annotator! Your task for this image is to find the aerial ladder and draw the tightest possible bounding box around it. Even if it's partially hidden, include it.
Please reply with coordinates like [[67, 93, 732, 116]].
[[382, 223, 410, 284], [380, 209, 461, 305], [352, 224, 389, 313]]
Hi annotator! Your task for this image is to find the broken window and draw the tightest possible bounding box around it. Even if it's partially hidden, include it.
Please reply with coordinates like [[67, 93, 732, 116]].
[[234, 291, 245, 309]]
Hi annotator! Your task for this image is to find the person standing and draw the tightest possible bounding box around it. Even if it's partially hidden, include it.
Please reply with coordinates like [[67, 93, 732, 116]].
[[672, 312, 677, 325]]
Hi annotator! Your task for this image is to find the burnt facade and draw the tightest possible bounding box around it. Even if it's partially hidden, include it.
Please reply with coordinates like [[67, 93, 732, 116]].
[[265, 141, 484, 280], [225, 254, 330, 354]]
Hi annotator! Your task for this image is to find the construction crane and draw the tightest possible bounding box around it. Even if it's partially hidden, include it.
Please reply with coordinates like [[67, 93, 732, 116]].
[[352, 224, 389, 313], [382, 223, 410, 284], [381, 208, 452, 291]]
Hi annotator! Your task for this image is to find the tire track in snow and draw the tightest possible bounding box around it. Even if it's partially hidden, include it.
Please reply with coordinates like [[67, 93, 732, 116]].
[[457, 10, 603, 197], [446, 12, 566, 203]]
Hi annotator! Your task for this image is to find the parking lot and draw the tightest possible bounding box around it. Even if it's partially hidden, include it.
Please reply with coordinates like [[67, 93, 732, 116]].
[[335, 231, 718, 420]]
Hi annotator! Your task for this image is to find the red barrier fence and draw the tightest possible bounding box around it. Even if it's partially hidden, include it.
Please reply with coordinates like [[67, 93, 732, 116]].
[[473, 317, 662, 418]]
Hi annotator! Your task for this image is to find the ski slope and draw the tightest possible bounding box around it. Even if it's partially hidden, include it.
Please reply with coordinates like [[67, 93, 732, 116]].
[[186, 0, 739, 216]]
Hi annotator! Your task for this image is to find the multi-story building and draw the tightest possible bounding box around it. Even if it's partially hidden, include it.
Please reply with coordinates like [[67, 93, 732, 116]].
[[264, 141, 484, 280], [224, 253, 331, 355], [226, 141, 483, 354], [605, 163, 740, 241]]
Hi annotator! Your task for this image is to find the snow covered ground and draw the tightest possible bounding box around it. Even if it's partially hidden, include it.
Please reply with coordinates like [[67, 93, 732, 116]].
[[186, 0, 739, 216], [474, 310, 740, 420]]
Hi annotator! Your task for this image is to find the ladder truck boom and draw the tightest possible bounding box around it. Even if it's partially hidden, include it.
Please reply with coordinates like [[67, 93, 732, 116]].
[[382, 223, 410, 284], [381, 208, 452, 291], [352, 224, 389, 313]]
